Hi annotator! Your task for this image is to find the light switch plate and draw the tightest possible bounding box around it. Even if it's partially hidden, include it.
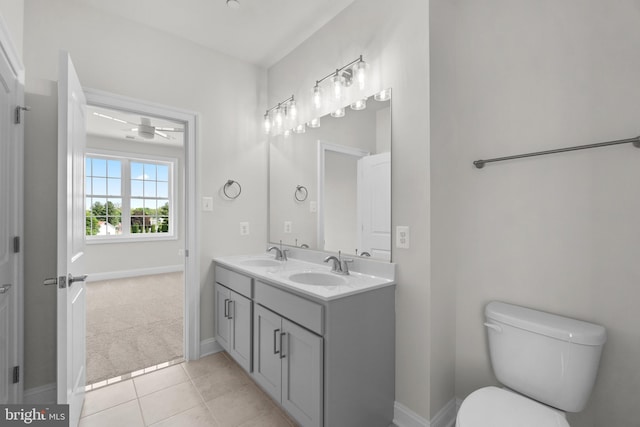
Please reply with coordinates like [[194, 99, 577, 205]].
[[240, 222, 250, 236], [396, 226, 410, 249], [202, 196, 213, 211], [284, 221, 292, 234]]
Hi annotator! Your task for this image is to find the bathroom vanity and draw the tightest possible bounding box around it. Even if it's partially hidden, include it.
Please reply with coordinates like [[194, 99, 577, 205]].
[[213, 252, 396, 427]]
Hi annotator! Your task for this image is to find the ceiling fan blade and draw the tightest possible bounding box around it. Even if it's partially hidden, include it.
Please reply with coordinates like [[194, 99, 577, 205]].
[[155, 127, 184, 132]]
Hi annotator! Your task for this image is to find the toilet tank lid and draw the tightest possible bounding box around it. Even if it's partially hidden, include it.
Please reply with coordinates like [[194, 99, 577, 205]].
[[485, 301, 606, 346]]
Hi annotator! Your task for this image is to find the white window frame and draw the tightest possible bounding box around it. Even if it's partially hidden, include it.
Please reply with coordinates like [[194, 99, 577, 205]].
[[85, 149, 178, 244]]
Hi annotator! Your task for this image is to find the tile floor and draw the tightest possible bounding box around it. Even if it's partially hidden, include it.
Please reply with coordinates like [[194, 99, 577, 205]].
[[79, 352, 298, 427]]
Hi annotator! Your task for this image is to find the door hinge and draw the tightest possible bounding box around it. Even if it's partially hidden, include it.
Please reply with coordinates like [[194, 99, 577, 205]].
[[12, 366, 19, 384], [13, 236, 20, 253], [184, 250, 189, 258], [14, 105, 31, 124]]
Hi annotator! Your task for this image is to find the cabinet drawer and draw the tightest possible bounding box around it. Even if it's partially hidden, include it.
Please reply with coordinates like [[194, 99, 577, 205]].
[[255, 281, 323, 336], [215, 265, 252, 298]]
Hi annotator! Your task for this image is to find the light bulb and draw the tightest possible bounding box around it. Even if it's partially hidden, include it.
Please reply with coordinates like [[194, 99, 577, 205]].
[[353, 59, 368, 90], [332, 72, 345, 100], [263, 114, 271, 134], [374, 88, 392, 101], [293, 124, 306, 134], [308, 117, 321, 128], [312, 85, 322, 109], [283, 129, 291, 137], [330, 107, 345, 118]]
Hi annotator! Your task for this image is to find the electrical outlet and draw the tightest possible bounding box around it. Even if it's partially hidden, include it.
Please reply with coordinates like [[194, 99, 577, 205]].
[[202, 196, 213, 211], [240, 222, 250, 236], [310, 201, 317, 213], [284, 221, 292, 234], [396, 226, 410, 249]]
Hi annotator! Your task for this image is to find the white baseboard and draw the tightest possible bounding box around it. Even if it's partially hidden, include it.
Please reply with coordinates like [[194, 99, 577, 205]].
[[86, 265, 184, 282], [199, 338, 224, 358], [393, 398, 457, 427], [23, 383, 56, 404]]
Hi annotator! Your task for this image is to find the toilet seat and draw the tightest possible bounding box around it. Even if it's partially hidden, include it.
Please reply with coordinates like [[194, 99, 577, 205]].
[[456, 386, 570, 427]]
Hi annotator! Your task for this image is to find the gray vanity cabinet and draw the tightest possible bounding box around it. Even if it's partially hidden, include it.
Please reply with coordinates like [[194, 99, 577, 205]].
[[214, 268, 253, 373], [253, 304, 323, 427]]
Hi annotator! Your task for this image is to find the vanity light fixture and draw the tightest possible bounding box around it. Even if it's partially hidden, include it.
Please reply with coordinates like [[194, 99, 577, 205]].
[[312, 55, 368, 109], [293, 124, 306, 134], [374, 88, 392, 101], [263, 94, 296, 135], [350, 98, 367, 111]]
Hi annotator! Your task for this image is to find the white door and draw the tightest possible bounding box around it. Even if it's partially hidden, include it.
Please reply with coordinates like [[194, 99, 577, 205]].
[[57, 51, 87, 427], [0, 31, 22, 405], [357, 152, 391, 260]]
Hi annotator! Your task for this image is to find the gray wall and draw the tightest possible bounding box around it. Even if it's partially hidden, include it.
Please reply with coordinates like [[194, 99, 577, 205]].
[[22, 0, 267, 390], [0, 0, 24, 59], [431, 1, 640, 425], [268, 0, 432, 419], [83, 135, 185, 277]]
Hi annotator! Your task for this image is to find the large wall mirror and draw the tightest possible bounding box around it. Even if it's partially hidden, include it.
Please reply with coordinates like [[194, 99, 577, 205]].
[[269, 89, 391, 261]]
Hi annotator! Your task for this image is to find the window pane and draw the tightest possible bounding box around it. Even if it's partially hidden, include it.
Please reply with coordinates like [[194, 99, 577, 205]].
[[86, 177, 91, 194], [131, 180, 143, 197], [131, 198, 144, 212], [144, 163, 157, 180], [130, 217, 144, 233], [144, 181, 156, 197], [158, 217, 169, 233], [85, 198, 92, 210], [157, 182, 168, 198], [85, 157, 91, 176], [157, 165, 169, 182], [93, 177, 107, 195], [92, 158, 107, 177], [144, 199, 157, 212], [107, 160, 121, 178], [107, 178, 121, 196], [158, 200, 169, 216], [106, 198, 121, 216], [131, 162, 144, 180]]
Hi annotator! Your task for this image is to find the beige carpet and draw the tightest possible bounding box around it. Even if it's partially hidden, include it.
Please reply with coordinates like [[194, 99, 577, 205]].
[[86, 272, 184, 385]]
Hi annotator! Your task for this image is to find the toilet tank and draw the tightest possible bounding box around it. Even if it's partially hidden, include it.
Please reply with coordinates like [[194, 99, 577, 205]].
[[484, 301, 606, 413]]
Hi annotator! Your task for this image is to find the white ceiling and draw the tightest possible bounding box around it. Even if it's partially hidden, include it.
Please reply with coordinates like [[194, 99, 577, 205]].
[[81, 0, 357, 68]]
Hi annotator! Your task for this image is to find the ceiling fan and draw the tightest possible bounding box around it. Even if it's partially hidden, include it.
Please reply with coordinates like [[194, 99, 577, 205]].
[[92, 112, 183, 140]]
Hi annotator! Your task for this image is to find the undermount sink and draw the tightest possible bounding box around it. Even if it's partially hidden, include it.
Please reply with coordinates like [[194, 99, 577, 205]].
[[288, 272, 347, 286], [240, 259, 282, 267]]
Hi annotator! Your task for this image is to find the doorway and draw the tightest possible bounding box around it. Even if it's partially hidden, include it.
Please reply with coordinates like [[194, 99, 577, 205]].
[[82, 91, 199, 386]]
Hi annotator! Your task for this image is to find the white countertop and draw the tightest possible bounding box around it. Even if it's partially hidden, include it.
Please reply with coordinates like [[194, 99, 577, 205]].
[[213, 253, 395, 301]]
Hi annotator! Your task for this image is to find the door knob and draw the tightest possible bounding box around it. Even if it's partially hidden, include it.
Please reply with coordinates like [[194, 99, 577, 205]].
[[0, 284, 11, 294]]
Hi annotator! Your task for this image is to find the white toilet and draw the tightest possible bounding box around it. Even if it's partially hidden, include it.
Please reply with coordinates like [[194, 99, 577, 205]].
[[456, 301, 606, 427]]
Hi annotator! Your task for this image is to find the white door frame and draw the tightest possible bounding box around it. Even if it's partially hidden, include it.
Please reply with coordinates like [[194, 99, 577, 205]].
[[83, 88, 200, 361], [0, 15, 25, 404], [316, 141, 369, 252]]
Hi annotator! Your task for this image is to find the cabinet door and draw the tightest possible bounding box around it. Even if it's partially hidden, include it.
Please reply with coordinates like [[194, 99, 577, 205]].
[[252, 304, 282, 403], [281, 319, 323, 427], [229, 291, 252, 372], [214, 283, 231, 351]]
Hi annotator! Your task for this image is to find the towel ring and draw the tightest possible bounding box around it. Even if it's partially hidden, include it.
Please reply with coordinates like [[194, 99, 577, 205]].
[[295, 185, 308, 202], [223, 180, 242, 199]]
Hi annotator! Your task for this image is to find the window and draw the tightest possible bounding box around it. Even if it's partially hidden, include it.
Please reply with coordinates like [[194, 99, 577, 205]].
[[85, 153, 175, 241]]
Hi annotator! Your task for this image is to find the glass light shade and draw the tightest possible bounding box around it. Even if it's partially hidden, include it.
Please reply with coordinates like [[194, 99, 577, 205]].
[[374, 88, 392, 101], [288, 100, 297, 120], [353, 59, 368, 90], [332, 73, 345, 99], [312, 85, 323, 109], [263, 115, 271, 134], [293, 124, 306, 134], [330, 107, 345, 118], [308, 117, 321, 128], [274, 107, 283, 130], [350, 98, 367, 111], [283, 129, 291, 137]]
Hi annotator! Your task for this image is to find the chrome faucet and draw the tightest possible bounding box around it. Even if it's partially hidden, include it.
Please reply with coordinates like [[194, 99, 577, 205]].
[[324, 251, 353, 275], [267, 241, 288, 261]]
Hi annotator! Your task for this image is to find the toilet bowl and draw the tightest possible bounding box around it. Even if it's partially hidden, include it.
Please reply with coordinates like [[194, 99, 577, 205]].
[[456, 301, 606, 427]]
